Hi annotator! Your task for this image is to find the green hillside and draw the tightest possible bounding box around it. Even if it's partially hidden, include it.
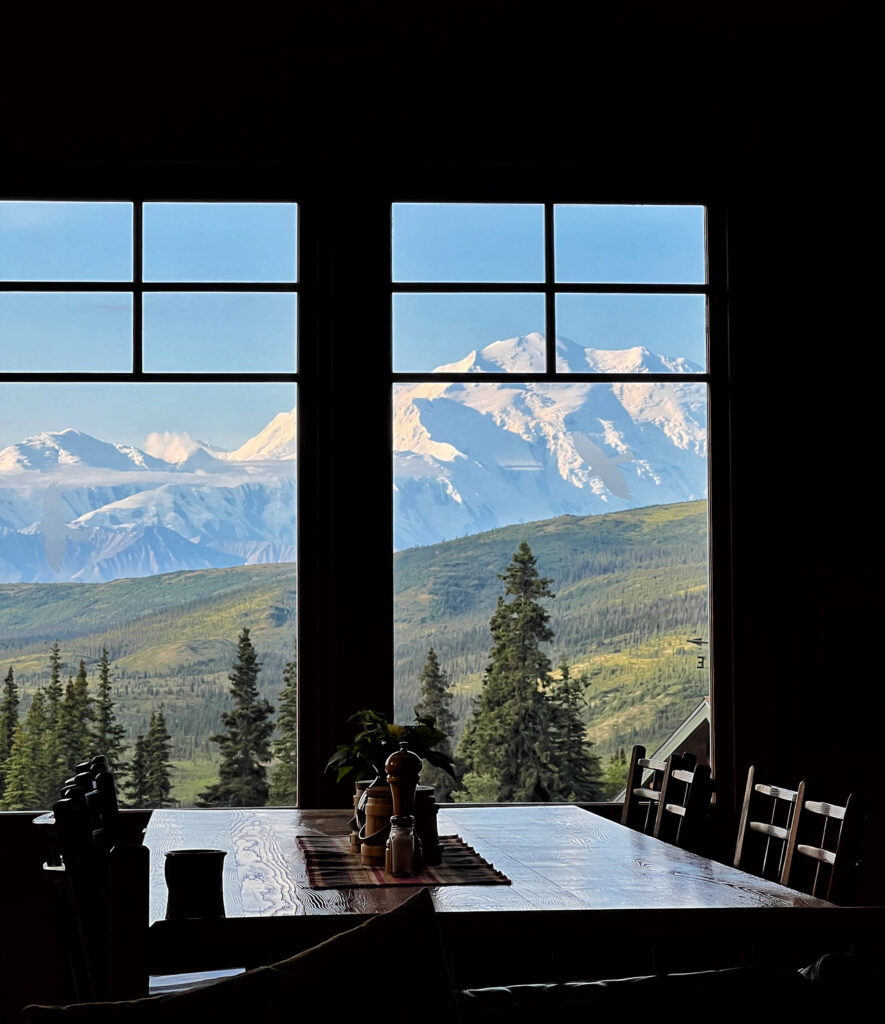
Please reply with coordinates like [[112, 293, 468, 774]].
[[0, 564, 298, 800], [394, 500, 709, 759], [0, 501, 709, 801]]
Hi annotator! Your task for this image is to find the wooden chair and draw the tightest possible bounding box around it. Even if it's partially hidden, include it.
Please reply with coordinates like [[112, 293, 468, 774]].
[[654, 756, 713, 853], [38, 757, 244, 1003], [621, 746, 696, 835], [782, 788, 865, 905], [733, 766, 804, 882], [37, 755, 122, 869]]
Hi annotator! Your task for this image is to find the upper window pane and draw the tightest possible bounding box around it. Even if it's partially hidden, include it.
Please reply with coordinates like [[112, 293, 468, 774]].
[[393, 293, 546, 372], [556, 293, 707, 370], [0, 292, 132, 371], [144, 293, 297, 373], [393, 203, 544, 282], [143, 203, 297, 282], [0, 201, 133, 282], [554, 205, 705, 283]]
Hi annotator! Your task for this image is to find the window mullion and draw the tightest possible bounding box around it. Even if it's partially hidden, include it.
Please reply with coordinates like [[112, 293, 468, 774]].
[[545, 201, 557, 372]]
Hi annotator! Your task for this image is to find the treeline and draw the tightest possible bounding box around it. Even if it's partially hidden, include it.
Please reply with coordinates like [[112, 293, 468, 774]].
[[0, 505, 710, 789], [0, 644, 128, 810], [0, 538, 633, 810], [0, 633, 299, 812]]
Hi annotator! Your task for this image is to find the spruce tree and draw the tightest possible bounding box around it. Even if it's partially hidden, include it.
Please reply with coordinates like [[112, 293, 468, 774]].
[[57, 661, 93, 775], [46, 641, 66, 790], [414, 648, 456, 801], [0, 666, 20, 799], [145, 708, 174, 807], [0, 690, 55, 810], [268, 655, 298, 805], [0, 723, 36, 810], [92, 647, 126, 773], [198, 627, 275, 807], [125, 733, 150, 808], [124, 709, 173, 807], [28, 690, 56, 807], [546, 660, 602, 801], [455, 541, 561, 802]]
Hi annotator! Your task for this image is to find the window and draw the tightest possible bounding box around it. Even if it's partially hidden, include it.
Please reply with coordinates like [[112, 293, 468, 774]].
[[0, 189, 723, 810], [0, 200, 297, 807], [392, 202, 711, 801]]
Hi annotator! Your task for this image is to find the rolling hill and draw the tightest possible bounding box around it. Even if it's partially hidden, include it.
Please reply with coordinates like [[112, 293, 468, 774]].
[[1, 500, 708, 800]]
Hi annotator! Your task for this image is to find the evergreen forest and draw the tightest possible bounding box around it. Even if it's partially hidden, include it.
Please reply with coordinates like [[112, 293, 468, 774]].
[[0, 500, 709, 806]]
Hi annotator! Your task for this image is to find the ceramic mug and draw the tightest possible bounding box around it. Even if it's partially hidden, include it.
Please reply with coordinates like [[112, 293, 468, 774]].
[[164, 848, 227, 920]]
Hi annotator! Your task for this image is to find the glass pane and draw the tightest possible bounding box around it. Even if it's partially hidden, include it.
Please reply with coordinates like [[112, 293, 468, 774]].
[[0, 382, 296, 808], [554, 205, 705, 283], [143, 202, 297, 282], [393, 203, 544, 282], [0, 201, 132, 281], [556, 293, 707, 370], [393, 293, 546, 372], [393, 380, 708, 801], [144, 293, 297, 373], [0, 292, 132, 371]]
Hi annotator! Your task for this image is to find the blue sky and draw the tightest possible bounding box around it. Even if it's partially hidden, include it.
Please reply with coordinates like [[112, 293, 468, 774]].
[[0, 202, 297, 449], [392, 203, 707, 370], [1, 201, 704, 448], [0, 383, 296, 452]]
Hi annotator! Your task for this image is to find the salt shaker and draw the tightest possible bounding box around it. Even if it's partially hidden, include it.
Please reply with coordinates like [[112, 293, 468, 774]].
[[387, 814, 416, 876]]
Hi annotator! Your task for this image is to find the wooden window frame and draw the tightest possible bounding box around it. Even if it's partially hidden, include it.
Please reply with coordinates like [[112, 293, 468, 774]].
[[1, 168, 735, 817]]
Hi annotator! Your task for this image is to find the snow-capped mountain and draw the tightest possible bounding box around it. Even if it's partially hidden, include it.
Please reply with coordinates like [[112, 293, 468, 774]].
[[393, 333, 707, 550], [0, 413, 296, 583], [222, 411, 296, 461], [0, 334, 707, 581], [0, 429, 172, 473]]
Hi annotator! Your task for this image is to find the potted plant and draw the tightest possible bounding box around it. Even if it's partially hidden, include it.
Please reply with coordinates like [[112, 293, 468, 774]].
[[325, 708, 458, 789]]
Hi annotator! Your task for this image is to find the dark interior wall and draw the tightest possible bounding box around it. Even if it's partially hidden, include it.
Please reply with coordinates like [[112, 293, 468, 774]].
[[1, 12, 882, 998], [724, 57, 882, 901]]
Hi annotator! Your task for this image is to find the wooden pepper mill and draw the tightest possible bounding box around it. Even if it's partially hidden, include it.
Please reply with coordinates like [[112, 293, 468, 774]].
[[385, 741, 422, 818]]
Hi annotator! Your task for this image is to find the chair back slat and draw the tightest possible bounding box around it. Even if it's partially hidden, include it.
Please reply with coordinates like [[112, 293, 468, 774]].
[[734, 767, 803, 883], [748, 821, 791, 841], [782, 790, 865, 904], [654, 758, 712, 852], [621, 745, 686, 835]]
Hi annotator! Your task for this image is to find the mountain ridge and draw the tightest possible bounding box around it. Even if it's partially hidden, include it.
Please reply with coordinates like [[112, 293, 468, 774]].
[[0, 334, 705, 577]]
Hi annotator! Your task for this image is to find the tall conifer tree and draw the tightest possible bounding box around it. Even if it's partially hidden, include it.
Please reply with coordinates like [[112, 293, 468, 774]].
[[199, 628, 275, 807], [124, 708, 174, 807], [547, 660, 602, 800], [0, 723, 35, 809], [92, 647, 126, 773], [0, 690, 55, 809], [455, 541, 563, 802], [26, 689, 58, 808], [125, 732, 151, 808], [46, 641, 66, 789], [268, 655, 298, 805], [414, 648, 456, 801], [0, 666, 20, 798], [57, 661, 93, 774], [145, 708, 174, 807]]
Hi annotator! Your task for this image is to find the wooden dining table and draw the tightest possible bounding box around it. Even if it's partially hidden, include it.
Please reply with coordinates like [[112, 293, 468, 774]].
[[142, 803, 882, 985]]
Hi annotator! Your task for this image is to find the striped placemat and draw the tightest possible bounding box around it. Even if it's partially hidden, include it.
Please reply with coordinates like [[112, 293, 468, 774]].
[[297, 833, 511, 888]]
